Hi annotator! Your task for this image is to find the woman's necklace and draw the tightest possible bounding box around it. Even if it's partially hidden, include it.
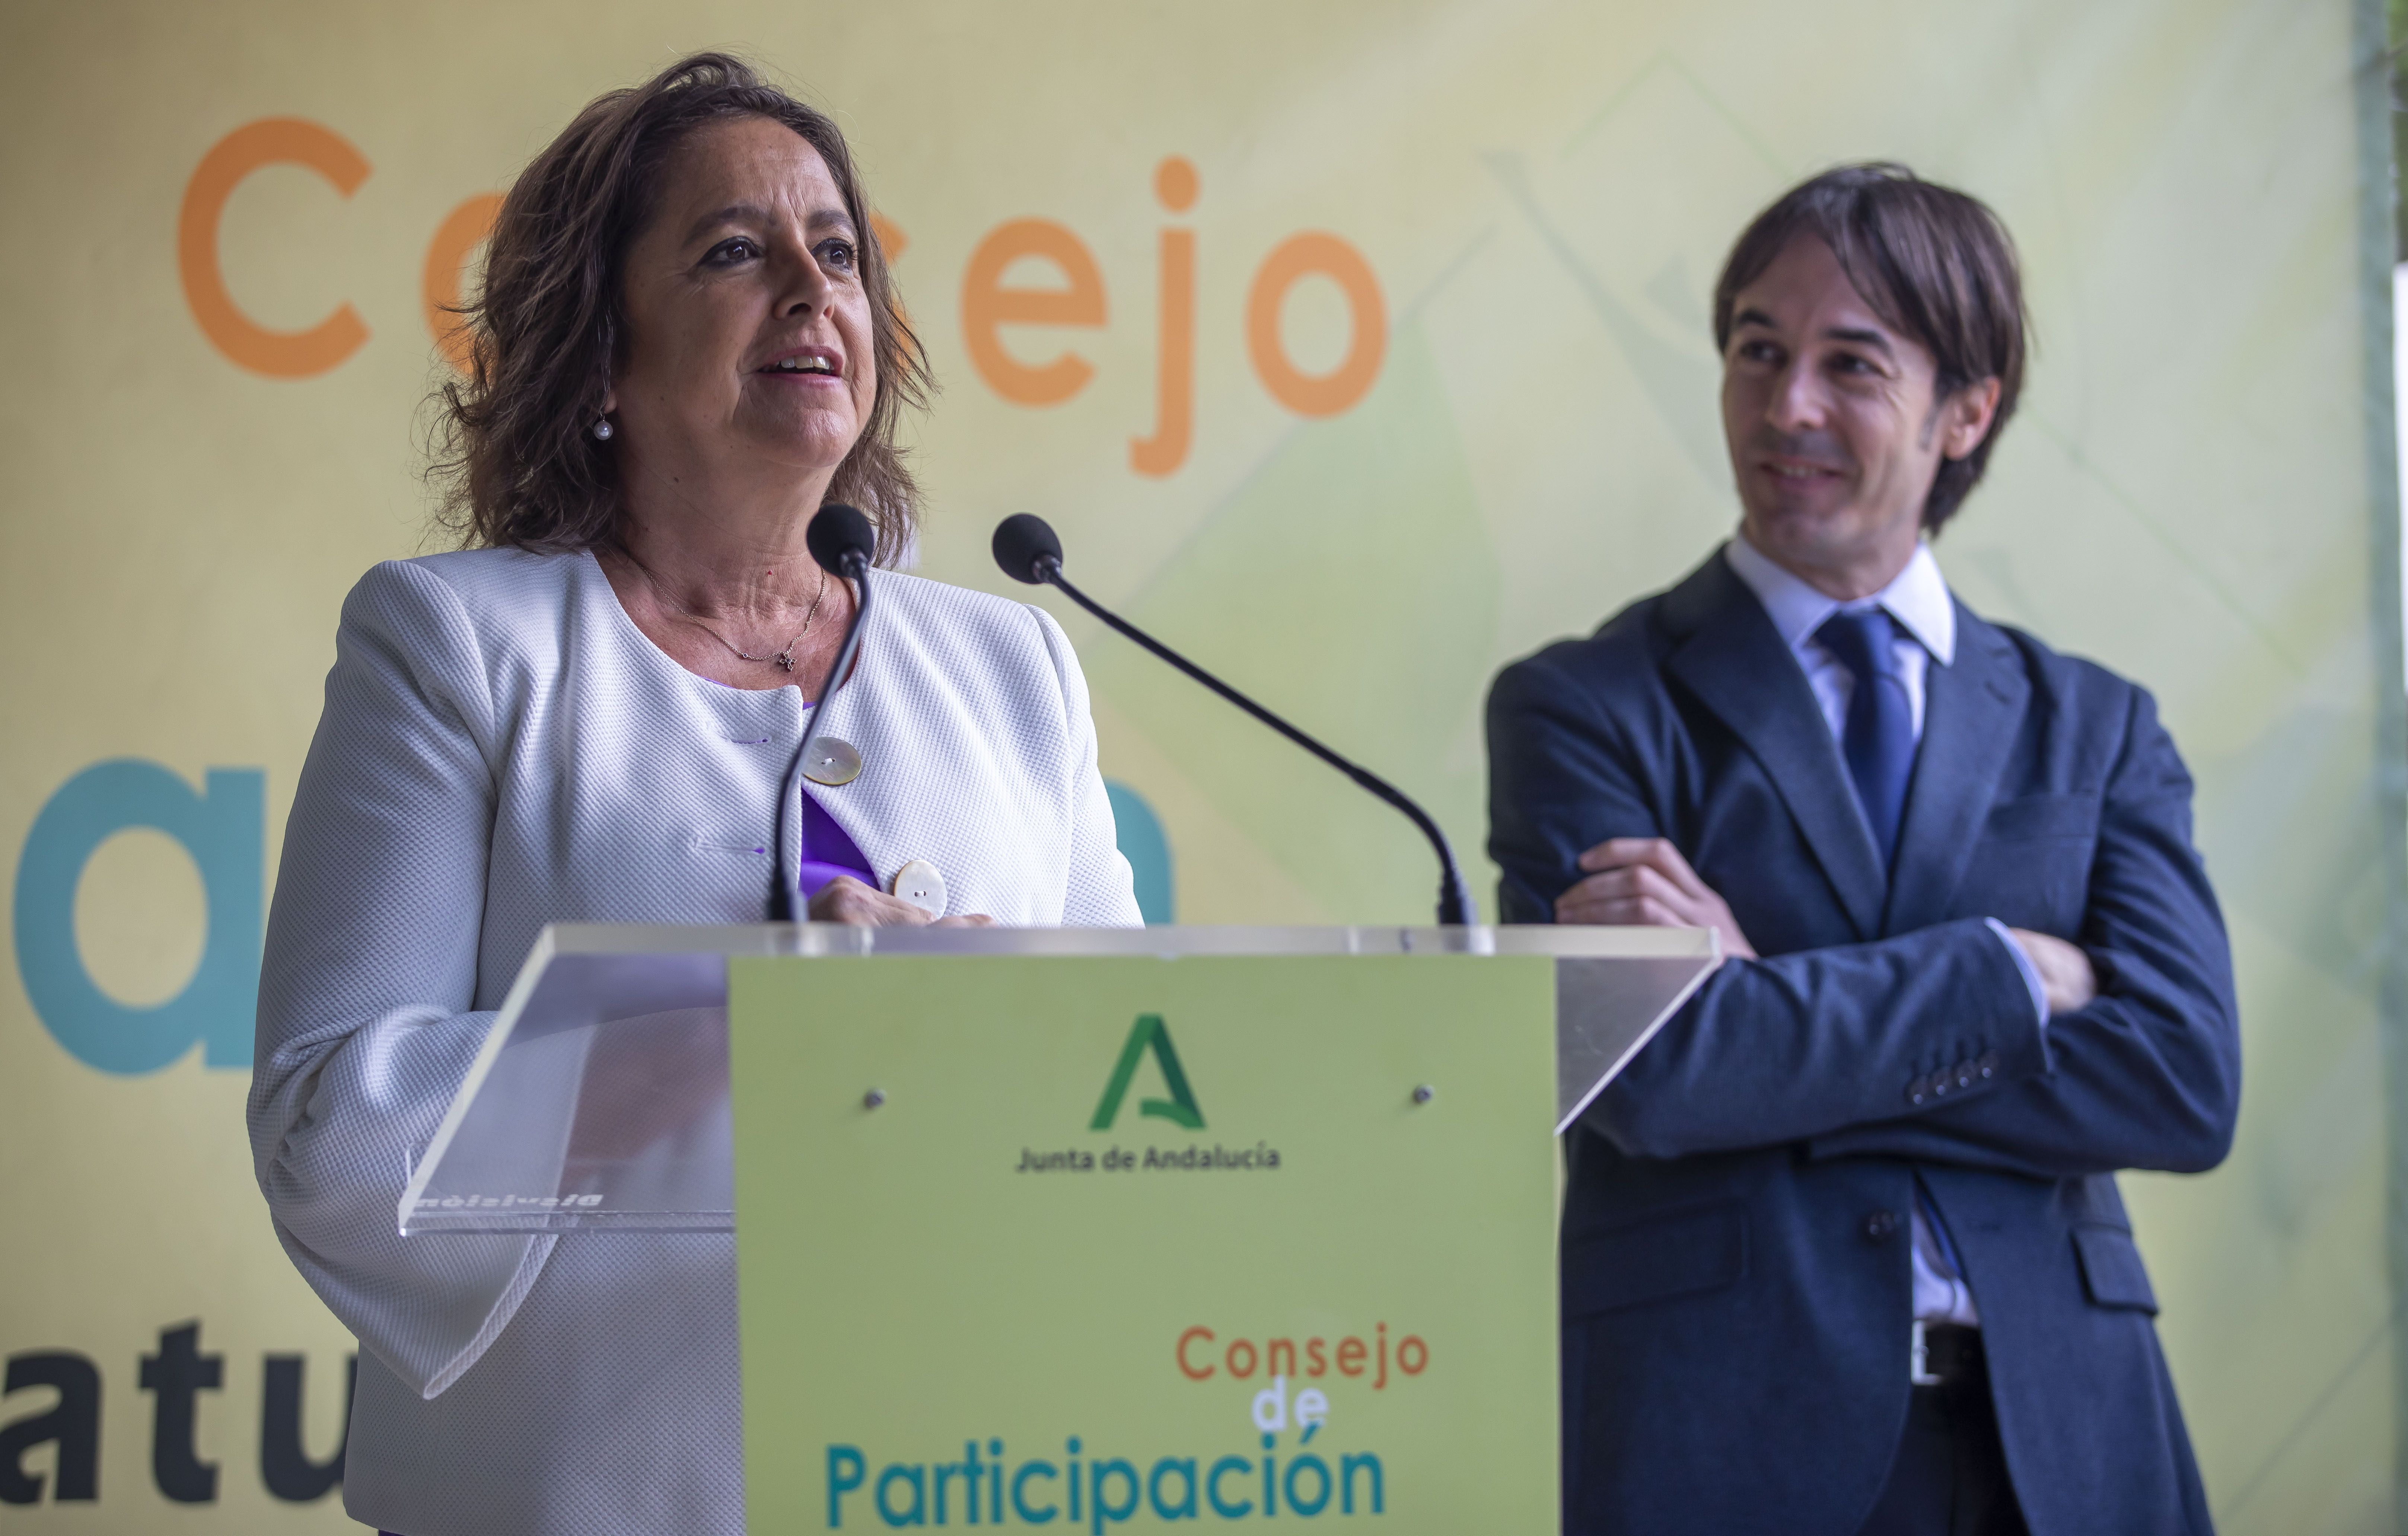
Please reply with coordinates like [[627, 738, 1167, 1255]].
[[623, 547, 829, 673]]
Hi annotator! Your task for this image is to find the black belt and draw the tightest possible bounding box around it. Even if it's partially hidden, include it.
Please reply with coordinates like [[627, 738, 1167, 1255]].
[[1911, 1322, 1985, 1387]]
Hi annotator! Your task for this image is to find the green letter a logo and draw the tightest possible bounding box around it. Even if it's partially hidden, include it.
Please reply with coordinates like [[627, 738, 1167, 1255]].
[[1090, 1014, 1205, 1131]]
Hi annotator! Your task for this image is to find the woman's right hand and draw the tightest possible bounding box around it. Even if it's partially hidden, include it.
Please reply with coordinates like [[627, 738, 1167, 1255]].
[[806, 874, 996, 928]]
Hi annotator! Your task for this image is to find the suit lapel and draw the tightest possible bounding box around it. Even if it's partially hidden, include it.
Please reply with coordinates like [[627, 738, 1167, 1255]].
[[1881, 605, 2028, 936], [1661, 556, 1887, 940]]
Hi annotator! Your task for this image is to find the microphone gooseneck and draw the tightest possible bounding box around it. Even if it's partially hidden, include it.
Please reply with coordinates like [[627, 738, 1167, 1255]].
[[769, 504, 879, 922], [991, 513, 1474, 927]]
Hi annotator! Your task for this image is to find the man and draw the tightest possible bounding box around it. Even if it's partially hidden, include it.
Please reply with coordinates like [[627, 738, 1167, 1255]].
[[1486, 165, 2237, 1536]]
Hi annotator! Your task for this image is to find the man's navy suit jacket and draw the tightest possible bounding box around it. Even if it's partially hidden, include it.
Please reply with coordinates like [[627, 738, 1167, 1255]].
[[1485, 550, 2239, 1536]]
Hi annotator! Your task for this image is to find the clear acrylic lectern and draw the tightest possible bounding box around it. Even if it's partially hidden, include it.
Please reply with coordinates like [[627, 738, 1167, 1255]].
[[398, 924, 1719, 1236]]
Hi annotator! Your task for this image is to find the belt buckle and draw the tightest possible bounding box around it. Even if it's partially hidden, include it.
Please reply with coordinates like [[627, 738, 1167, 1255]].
[[1910, 1319, 1943, 1387]]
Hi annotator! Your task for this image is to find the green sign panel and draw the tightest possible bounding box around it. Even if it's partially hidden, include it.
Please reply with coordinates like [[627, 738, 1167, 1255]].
[[730, 953, 1558, 1532]]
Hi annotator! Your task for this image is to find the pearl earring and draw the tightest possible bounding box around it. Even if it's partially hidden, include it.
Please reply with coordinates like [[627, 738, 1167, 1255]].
[[592, 418, 614, 441]]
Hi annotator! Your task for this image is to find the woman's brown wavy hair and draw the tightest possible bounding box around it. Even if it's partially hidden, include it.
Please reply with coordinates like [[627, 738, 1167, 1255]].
[[428, 52, 927, 565]]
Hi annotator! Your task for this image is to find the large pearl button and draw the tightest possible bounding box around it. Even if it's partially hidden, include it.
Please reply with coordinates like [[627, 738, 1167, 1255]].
[[802, 737, 863, 787], [890, 859, 947, 916]]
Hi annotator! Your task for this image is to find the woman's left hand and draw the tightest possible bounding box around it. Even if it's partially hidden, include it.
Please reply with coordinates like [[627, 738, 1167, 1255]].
[[807, 874, 996, 928]]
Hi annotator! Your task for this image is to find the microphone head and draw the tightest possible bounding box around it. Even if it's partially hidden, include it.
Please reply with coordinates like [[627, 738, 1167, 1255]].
[[992, 513, 1064, 585], [807, 503, 876, 574]]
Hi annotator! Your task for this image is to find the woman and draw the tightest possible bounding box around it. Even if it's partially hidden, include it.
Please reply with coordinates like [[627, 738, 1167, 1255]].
[[248, 54, 1140, 1536]]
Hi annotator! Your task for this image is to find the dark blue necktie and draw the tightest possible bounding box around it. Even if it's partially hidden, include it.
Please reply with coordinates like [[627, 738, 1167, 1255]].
[[1815, 608, 1916, 869]]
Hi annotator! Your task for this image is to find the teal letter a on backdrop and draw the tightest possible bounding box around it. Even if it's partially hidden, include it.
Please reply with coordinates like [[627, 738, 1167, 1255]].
[[12, 760, 263, 1073]]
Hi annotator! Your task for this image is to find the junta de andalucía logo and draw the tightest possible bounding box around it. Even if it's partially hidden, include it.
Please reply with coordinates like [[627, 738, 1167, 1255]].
[[1090, 1013, 1203, 1130], [1014, 1014, 1281, 1175]]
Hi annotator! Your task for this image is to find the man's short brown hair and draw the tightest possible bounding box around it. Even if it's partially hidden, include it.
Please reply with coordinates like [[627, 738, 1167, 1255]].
[[1713, 163, 2026, 533]]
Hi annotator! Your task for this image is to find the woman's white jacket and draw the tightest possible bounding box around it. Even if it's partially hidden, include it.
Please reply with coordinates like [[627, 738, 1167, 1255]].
[[247, 547, 1141, 1536]]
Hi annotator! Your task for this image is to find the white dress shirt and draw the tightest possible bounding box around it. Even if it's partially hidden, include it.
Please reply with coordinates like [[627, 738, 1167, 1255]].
[[249, 548, 1141, 1536], [1722, 532, 2049, 1329]]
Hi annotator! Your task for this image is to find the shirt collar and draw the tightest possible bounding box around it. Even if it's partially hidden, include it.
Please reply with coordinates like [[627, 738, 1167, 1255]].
[[1722, 530, 1956, 666]]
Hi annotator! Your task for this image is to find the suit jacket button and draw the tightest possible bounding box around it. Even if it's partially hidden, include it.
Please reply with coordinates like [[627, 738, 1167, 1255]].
[[802, 737, 864, 787], [889, 859, 948, 916], [1863, 1210, 1900, 1242]]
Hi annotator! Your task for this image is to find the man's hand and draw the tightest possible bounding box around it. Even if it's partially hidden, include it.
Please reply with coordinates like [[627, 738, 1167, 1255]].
[[1557, 838, 1758, 959], [2007, 928, 2096, 1016], [807, 874, 997, 929]]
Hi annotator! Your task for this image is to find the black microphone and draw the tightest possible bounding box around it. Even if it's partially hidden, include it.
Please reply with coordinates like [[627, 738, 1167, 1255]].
[[993, 513, 1474, 926], [768, 504, 878, 921]]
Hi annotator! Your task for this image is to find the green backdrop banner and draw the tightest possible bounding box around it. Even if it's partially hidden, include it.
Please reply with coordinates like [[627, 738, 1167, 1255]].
[[0, 0, 2397, 1529]]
